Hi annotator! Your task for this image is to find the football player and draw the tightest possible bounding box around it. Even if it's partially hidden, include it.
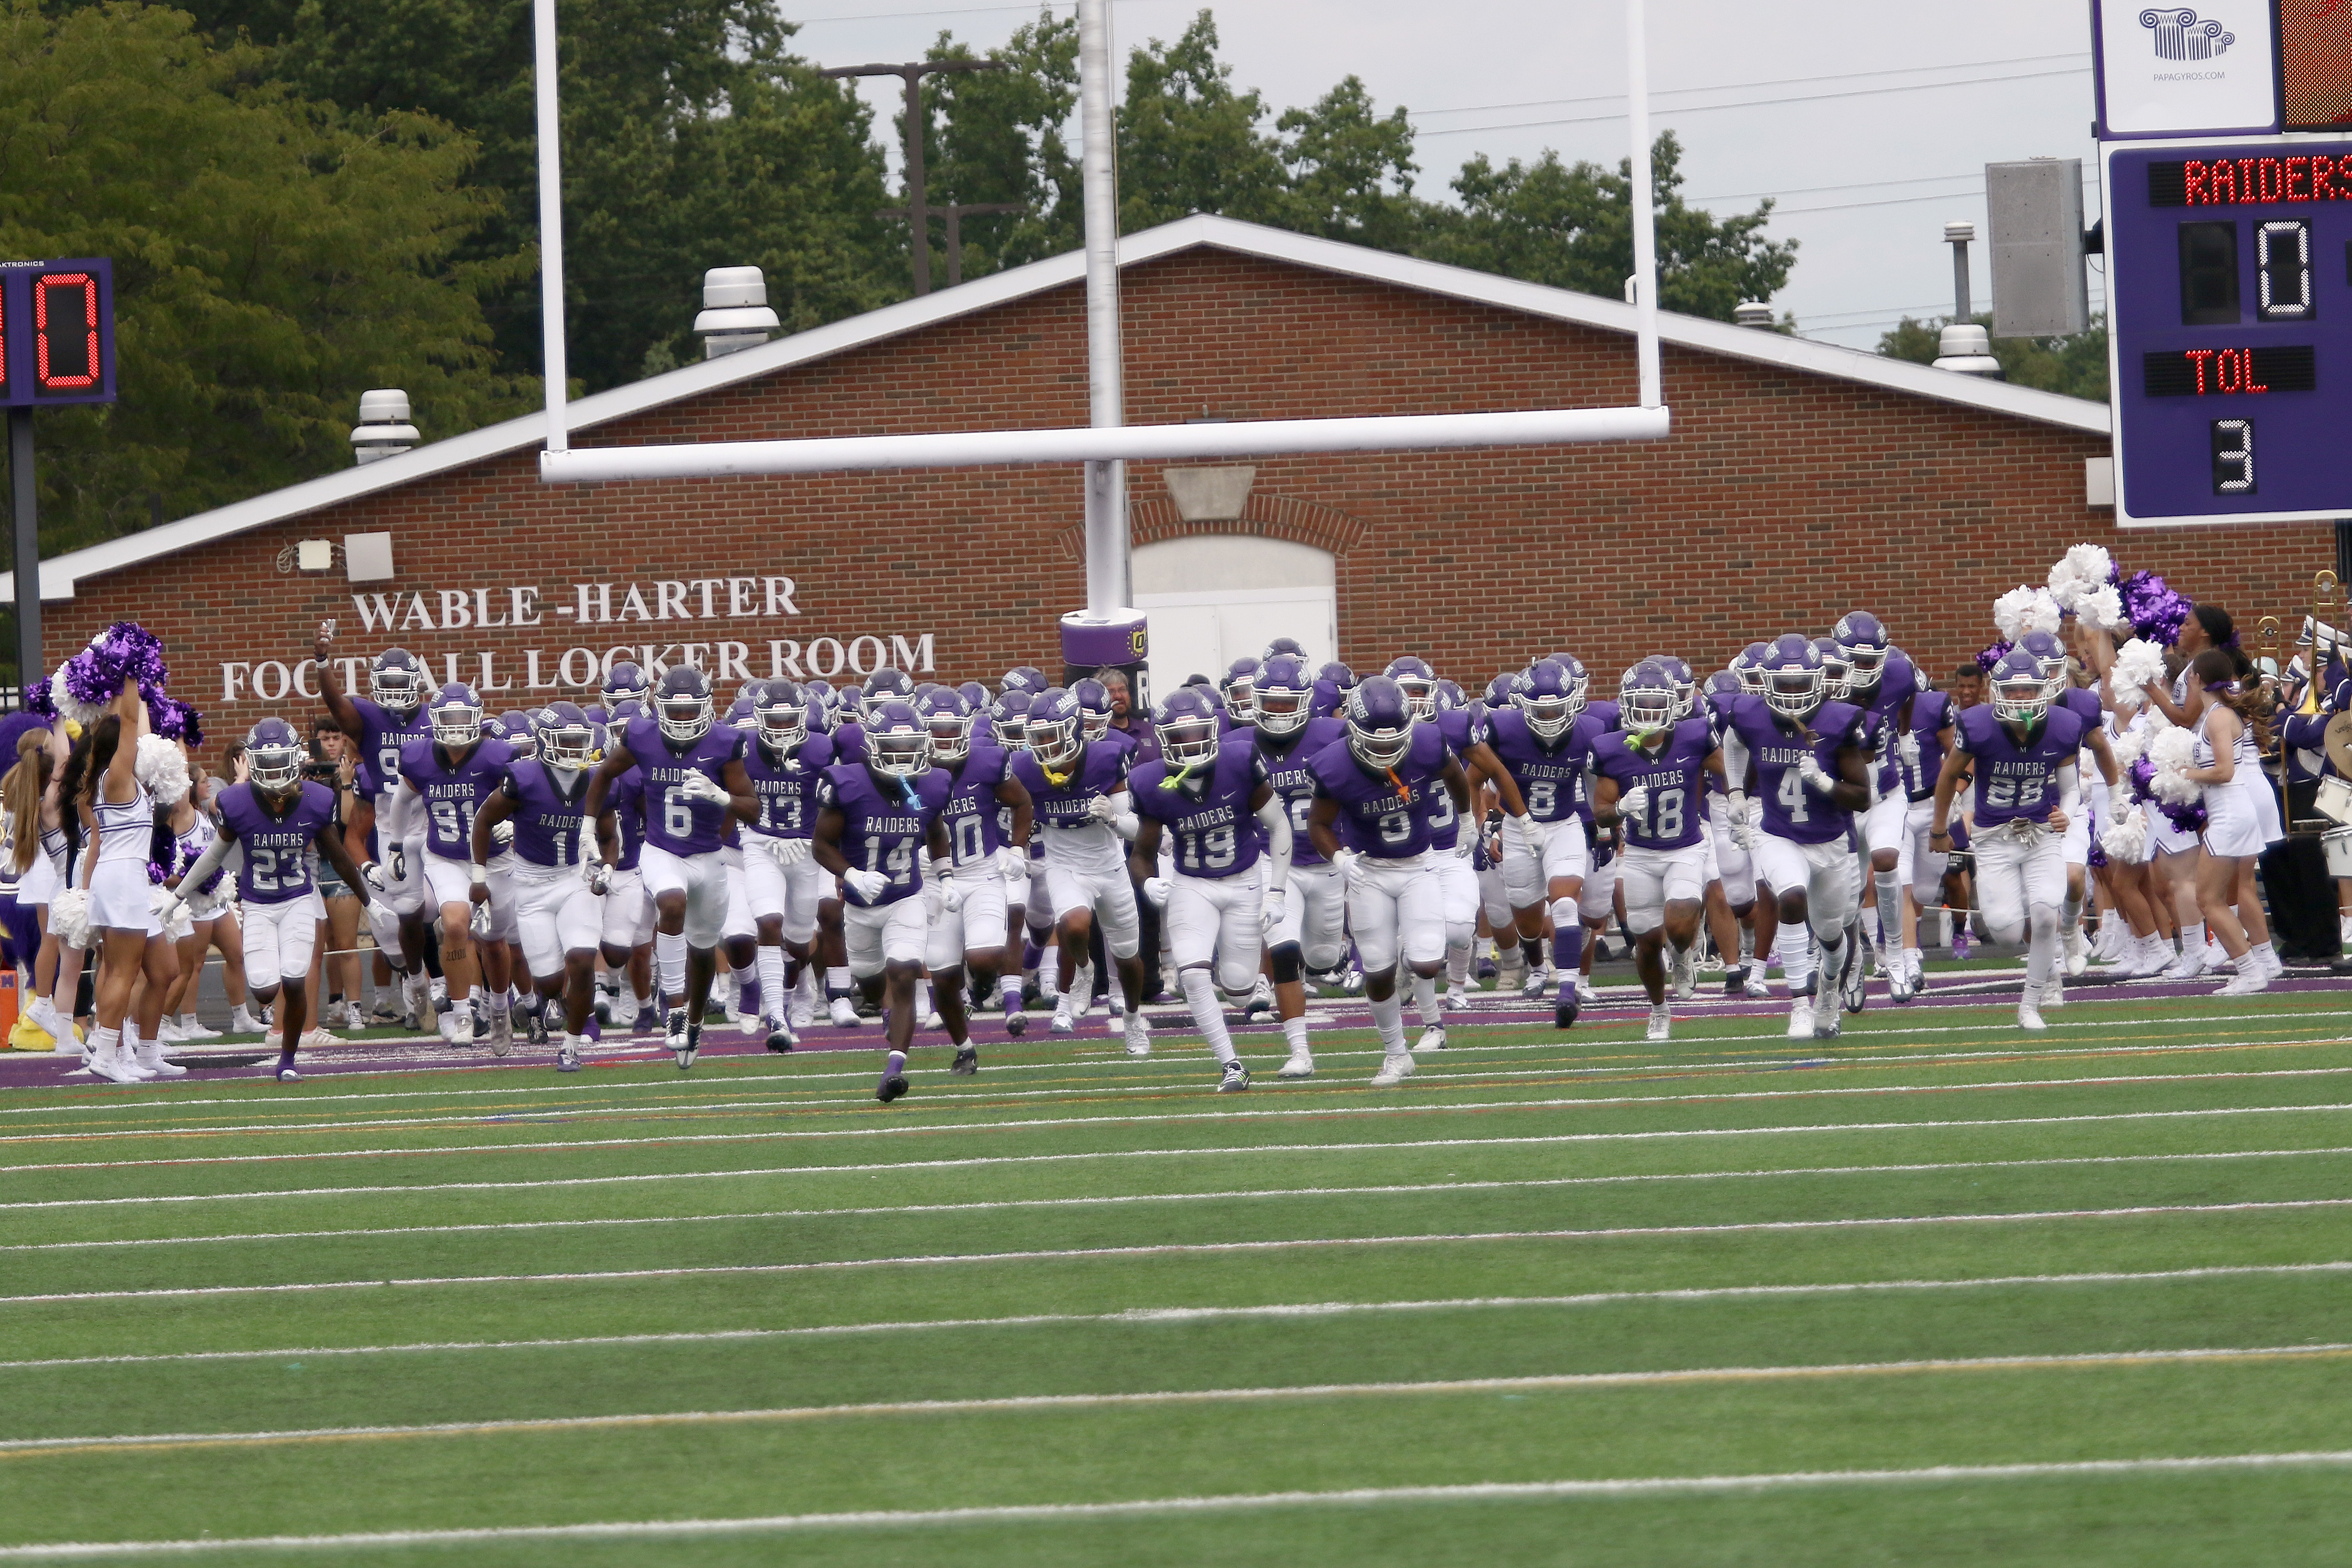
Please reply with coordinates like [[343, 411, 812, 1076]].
[[2017, 628, 2122, 989], [1720, 636, 1873, 1040], [1010, 686, 1149, 1051], [1486, 659, 1593, 1026], [313, 625, 433, 1025], [1129, 686, 1289, 1092], [469, 702, 613, 1071], [1590, 661, 1728, 1041], [1930, 650, 2084, 1030], [594, 702, 660, 1034], [1251, 654, 1348, 1077], [1400, 662, 1531, 1051], [1307, 676, 1473, 1085], [167, 718, 377, 1083], [736, 680, 834, 1051], [922, 687, 1034, 1060], [584, 666, 758, 1068], [386, 684, 515, 1047], [1887, 652, 1960, 995], [811, 700, 954, 1100]]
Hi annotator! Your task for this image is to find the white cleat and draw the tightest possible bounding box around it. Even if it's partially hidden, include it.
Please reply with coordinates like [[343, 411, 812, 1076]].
[[1123, 1012, 1152, 1057], [1443, 982, 1470, 1010], [1743, 970, 1774, 999], [1787, 1002, 1814, 1040], [1646, 1004, 1671, 1043], [1276, 1048, 1315, 1079], [828, 996, 861, 1029], [1671, 946, 1698, 1001], [1370, 1051, 1416, 1087], [1574, 977, 1600, 1006], [2018, 1000, 2047, 1031], [1050, 999, 1075, 1035], [1519, 965, 1549, 998], [1413, 1023, 1448, 1054], [2063, 926, 2088, 977], [921, 1010, 943, 1031], [2040, 975, 2065, 1010]]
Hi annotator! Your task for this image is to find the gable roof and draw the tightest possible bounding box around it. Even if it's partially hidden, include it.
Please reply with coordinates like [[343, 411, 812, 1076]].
[[6, 213, 2110, 602]]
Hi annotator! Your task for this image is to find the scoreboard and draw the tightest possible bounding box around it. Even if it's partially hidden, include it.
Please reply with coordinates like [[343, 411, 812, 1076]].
[[0, 259, 116, 410], [2097, 2, 2352, 526]]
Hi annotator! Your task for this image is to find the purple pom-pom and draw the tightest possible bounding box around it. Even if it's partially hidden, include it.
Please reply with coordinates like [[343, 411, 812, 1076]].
[[150, 695, 204, 747], [2158, 797, 2209, 835], [2087, 838, 2107, 870], [24, 675, 56, 720], [63, 622, 173, 710], [2128, 754, 2158, 803], [2119, 572, 2192, 647], [146, 860, 168, 886], [1976, 640, 2014, 674]]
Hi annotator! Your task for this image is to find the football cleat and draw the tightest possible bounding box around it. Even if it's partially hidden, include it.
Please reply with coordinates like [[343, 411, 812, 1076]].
[[829, 996, 861, 1028], [1787, 1001, 1815, 1039], [1574, 977, 1600, 1005], [1444, 982, 1470, 1010], [1722, 964, 1751, 998], [665, 1007, 689, 1054], [1838, 930, 1868, 1015], [1812, 1008, 1842, 1041], [1124, 1013, 1152, 1057], [1341, 967, 1365, 996], [877, 1071, 909, 1103], [524, 1005, 549, 1047], [1519, 965, 1548, 998], [1646, 1005, 1672, 1043], [555, 1041, 580, 1073], [1414, 1023, 1448, 1054], [1004, 1009, 1026, 1038], [1553, 995, 1579, 1029], [1743, 969, 1773, 999], [1245, 977, 1274, 1018], [2018, 1000, 2048, 1030], [764, 1017, 797, 1053], [1671, 945, 1698, 1001], [487, 1009, 513, 1057], [630, 1005, 661, 1035], [1277, 1049, 1315, 1078], [2042, 975, 2066, 1010], [1050, 1000, 1075, 1035], [950, 1044, 980, 1075], [1218, 1059, 1252, 1092], [1370, 1052, 1417, 1087], [275, 1063, 300, 1083]]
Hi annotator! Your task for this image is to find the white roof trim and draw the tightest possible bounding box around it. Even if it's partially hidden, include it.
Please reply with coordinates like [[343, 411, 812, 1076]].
[[9, 214, 2108, 601]]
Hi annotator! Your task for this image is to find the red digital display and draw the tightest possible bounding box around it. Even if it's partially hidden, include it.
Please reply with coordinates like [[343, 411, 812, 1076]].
[[2144, 344, 2319, 395], [2282, 0, 2352, 130], [0, 259, 115, 408], [2152, 155, 2352, 205], [34, 273, 96, 391]]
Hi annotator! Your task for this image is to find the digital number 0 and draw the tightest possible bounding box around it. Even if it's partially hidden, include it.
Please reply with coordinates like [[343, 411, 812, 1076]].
[[2257, 221, 2312, 322], [34, 273, 98, 391], [2211, 419, 2255, 496]]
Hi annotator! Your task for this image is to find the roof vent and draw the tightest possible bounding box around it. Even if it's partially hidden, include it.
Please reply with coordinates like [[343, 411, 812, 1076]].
[[695, 266, 781, 358], [1930, 323, 2004, 379], [1733, 301, 1775, 330], [350, 389, 419, 466]]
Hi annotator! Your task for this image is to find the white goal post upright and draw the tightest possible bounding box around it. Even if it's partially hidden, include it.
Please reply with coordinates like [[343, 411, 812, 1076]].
[[528, 0, 1669, 653]]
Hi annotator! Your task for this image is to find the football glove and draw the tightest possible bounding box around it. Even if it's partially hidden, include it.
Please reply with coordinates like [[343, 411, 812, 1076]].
[[678, 770, 731, 805], [1260, 885, 1286, 932], [844, 868, 890, 902], [1615, 784, 1651, 824], [931, 866, 962, 913], [762, 835, 813, 867], [1141, 875, 1172, 909], [1796, 756, 1838, 797]]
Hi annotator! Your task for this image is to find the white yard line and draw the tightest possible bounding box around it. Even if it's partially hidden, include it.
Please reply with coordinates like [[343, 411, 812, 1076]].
[[4, 1344, 2349, 1460], [9, 1261, 2350, 1373], [11, 1063, 2352, 1175], [12, 1104, 2352, 1211], [9, 1197, 2352, 1306], [12, 1145, 2352, 1254]]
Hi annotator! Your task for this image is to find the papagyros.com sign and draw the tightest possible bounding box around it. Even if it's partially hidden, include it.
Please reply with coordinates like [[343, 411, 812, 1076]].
[[220, 576, 938, 704]]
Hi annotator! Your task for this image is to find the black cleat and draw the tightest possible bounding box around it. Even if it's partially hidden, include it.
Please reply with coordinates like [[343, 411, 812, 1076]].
[[676, 1023, 701, 1070], [764, 1024, 796, 1054], [1218, 1059, 1252, 1092], [950, 1045, 980, 1075], [1004, 1011, 1026, 1037], [877, 1072, 910, 1103], [524, 1006, 549, 1047], [1554, 997, 1580, 1029]]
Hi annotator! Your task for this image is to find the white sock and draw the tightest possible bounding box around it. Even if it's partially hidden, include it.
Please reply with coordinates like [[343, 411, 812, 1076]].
[[656, 932, 687, 1007], [2180, 921, 2205, 958], [757, 945, 787, 1020], [2025, 909, 2058, 989], [487, 989, 508, 1018], [1282, 1016, 1309, 1056], [915, 978, 932, 1019], [1782, 930, 1816, 999], [2251, 939, 2277, 968], [1446, 939, 1471, 986], [89, 1024, 120, 1063], [1179, 969, 1237, 1064], [1873, 869, 1901, 950], [1369, 990, 1407, 1056], [2061, 893, 2082, 937], [1412, 972, 1440, 1026]]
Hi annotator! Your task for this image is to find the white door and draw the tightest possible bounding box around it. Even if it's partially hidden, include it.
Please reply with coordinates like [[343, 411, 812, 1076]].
[[1131, 536, 1336, 701]]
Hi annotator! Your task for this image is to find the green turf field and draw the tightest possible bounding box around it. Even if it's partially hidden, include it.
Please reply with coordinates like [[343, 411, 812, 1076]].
[[6, 992, 2352, 1563]]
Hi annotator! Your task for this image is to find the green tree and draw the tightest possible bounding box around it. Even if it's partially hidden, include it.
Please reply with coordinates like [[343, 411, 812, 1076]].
[[1274, 75, 1422, 250], [924, 15, 1083, 279], [1422, 132, 1796, 320], [0, 0, 527, 555], [1114, 12, 1287, 230], [268, 0, 897, 392], [1877, 313, 2111, 401]]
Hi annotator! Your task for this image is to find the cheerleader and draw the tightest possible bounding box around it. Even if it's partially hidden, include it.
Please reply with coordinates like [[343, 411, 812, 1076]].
[[2093, 695, 2174, 977], [154, 747, 244, 1043], [74, 677, 182, 1082], [2183, 649, 2282, 994], [0, 729, 49, 1044]]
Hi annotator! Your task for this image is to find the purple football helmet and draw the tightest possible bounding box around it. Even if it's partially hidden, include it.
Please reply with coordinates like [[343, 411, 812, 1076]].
[[1344, 675, 1418, 770]]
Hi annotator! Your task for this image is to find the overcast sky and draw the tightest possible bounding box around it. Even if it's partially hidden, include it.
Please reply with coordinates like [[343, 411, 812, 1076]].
[[793, 0, 2106, 348]]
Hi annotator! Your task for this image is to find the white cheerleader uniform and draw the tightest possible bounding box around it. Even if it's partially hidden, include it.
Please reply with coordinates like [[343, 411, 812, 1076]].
[[86, 780, 160, 935], [2193, 707, 2267, 860]]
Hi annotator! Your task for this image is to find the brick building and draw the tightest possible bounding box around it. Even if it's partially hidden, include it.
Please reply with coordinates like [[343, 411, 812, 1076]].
[[6, 215, 2329, 742]]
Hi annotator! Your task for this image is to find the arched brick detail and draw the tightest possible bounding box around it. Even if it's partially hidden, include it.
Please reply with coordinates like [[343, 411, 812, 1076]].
[[1053, 491, 1368, 563]]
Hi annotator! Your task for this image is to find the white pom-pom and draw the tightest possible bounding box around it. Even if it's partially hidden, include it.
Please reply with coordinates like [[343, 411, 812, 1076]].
[[48, 663, 104, 729], [2027, 588, 2062, 636], [2110, 721, 2151, 771], [2049, 545, 2113, 611], [2148, 727, 2202, 804], [2111, 637, 2169, 696], [2099, 807, 2148, 864], [135, 734, 191, 806], [49, 888, 90, 949], [1993, 586, 2041, 642], [149, 883, 193, 942], [2077, 584, 2125, 633]]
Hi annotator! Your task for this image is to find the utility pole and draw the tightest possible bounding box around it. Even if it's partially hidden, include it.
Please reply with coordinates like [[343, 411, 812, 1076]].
[[823, 58, 1009, 295]]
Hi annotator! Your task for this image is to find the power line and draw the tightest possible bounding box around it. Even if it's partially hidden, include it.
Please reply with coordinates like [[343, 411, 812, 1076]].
[[1407, 52, 2088, 119], [1414, 66, 2091, 139], [1684, 165, 2098, 207]]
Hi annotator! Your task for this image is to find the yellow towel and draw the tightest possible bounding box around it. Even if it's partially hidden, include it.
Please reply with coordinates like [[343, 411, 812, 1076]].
[[9, 1012, 59, 1051]]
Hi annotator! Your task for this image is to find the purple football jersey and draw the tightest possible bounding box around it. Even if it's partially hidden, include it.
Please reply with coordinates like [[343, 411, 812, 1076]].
[[1009, 741, 1130, 833], [1957, 704, 2086, 827], [217, 781, 337, 905], [742, 731, 835, 843], [349, 696, 431, 799], [1309, 723, 1453, 860], [941, 741, 1012, 867], [819, 762, 952, 906], [621, 716, 745, 858], [1863, 662, 1921, 796], [604, 767, 646, 872], [1485, 707, 1599, 826], [1899, 690, 1955, 801], [399, 737, 516, 862], [1422, 705, 1487, 849], [1256, 717, 1346, 868], [1130, 742, 1268, 879], [499, 759, 595, 869], [1589, 719, 1715, 851], [1725, 694, 1865, 846]]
